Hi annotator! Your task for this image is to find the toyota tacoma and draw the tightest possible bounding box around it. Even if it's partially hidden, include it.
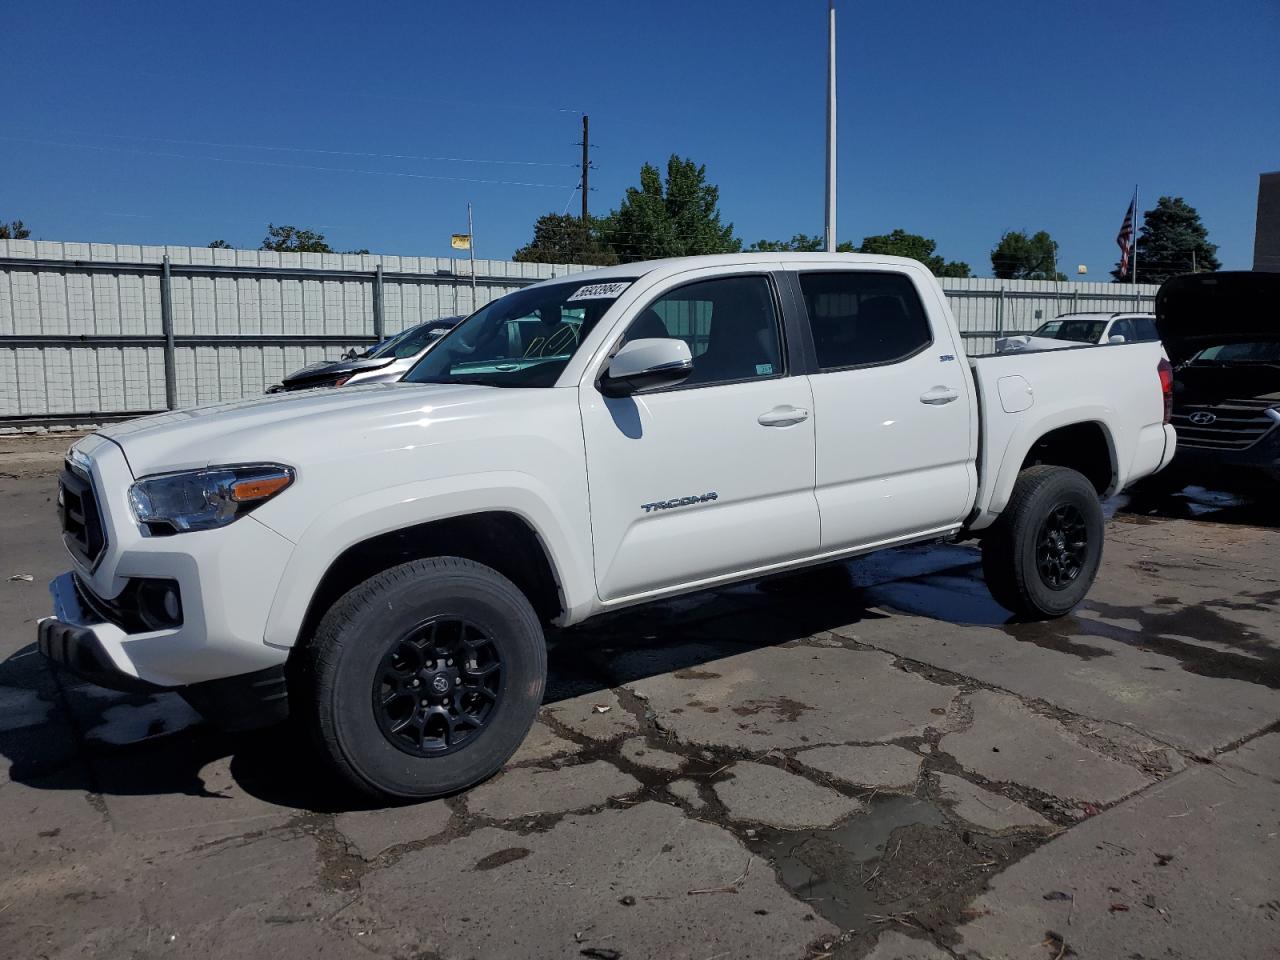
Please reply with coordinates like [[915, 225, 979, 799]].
[[39, 253, 1177, 798]]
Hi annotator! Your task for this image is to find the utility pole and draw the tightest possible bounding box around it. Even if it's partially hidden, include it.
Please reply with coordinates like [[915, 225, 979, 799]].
[[581, 115, 590, 224], [467, 202, 476, 298], [824, 0, 837, 253]]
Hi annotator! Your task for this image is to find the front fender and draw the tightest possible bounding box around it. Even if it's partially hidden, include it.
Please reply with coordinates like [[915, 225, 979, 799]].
[[260, 471, 595, 648]]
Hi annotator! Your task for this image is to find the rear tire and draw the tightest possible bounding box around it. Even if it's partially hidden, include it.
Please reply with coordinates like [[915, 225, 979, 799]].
[[302, 557, 546, 799], [981, 466, 1104, 620]]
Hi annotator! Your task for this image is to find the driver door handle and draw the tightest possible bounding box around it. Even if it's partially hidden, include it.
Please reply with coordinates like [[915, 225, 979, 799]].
[[919, 386, 959, 405], [758, 405, 810, 427]]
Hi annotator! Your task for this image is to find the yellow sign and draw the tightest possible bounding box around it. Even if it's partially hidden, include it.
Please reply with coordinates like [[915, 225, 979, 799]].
[[451, 233, 472, 250]]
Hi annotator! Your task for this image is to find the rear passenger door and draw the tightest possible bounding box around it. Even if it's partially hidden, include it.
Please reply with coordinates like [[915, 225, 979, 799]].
[[788, 266, 975, 550]]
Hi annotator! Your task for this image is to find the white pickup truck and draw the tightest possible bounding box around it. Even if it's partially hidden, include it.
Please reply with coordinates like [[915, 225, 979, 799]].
[[40, 254, 1176, 798]]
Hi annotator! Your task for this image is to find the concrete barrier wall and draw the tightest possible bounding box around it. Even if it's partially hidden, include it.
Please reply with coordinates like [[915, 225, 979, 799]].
[[0, 239, 1158, 422]]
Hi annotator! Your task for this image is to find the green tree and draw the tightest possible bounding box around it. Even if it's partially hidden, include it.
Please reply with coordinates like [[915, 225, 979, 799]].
[[261, 224, 334, 253], [746, 233, 857, 253], [745, 229, 968, 276], [858, 229, 970, 277], [991, 230, 1065, 280], [208, 239, 231, 248], [1113, 196, 1220, 283], [602, 155, 741, 262], [514, 213, 618, 265], [0, 219, 31, 240]]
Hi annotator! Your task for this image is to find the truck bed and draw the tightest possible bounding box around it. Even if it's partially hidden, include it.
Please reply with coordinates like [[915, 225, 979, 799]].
[[965, 341, 1174, 530]]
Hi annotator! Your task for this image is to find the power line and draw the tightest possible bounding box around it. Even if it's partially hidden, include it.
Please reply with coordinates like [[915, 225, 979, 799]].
[[0, 136, 576, 189], [42, 129, 578, 168]]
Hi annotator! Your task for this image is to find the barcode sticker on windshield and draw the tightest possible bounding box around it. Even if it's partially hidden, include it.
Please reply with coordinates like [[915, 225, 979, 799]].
[[566, 281, 631, 302]]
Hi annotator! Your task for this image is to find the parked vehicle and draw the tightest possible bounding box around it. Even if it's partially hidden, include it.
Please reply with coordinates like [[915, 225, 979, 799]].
[[40, 253, 1176, 798], [1154, 271, 1280, 488], [266, 317, 461, 392], [996, 312, 1160, 354]]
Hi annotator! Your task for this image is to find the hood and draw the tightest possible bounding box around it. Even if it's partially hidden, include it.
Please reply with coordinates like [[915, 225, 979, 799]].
[[95, 382, 505, 476], [281, 354, 396, 387], [1155, 271, 1280, 365]]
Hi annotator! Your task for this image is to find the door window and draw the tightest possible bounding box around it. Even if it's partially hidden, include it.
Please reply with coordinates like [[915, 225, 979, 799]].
[[1133, 317, 1160, 341], [797, 272, 933, 369], [621, 275, 783, 387], [1109, 319, 1136, 342]]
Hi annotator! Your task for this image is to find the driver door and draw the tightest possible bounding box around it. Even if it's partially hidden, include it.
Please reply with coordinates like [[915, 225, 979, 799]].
[[579, 271, 820, 603]]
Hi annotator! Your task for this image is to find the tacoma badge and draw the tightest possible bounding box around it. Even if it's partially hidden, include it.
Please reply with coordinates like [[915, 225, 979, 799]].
[[640, 492, 718, 514]]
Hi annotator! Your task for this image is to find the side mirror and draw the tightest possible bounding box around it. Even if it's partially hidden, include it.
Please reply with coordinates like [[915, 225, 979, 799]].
[[600, 338, 693, 397], [1108, 334, 1127, 344]]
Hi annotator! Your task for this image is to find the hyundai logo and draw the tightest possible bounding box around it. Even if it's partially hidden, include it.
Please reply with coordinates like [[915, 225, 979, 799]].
[[1189, 411, 1217, 425]]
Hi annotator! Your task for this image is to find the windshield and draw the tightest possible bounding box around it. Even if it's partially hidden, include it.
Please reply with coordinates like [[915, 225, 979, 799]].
[[368, 321, 455, 360], [1034, 318, 1108, 343], [1189, 341, 1280, 365], [403, 278, 636, 388]]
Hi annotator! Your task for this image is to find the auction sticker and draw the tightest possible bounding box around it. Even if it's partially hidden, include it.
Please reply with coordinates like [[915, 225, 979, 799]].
[[566, 281, 632, 302]]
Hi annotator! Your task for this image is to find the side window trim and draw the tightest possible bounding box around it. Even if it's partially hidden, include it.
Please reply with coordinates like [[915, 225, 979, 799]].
[[774, 270, 819, 376], [790, 268, 936, 374], [595, 271, 791, 395]]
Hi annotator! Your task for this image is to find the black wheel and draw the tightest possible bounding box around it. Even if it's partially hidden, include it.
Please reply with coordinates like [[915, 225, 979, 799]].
[[981, 465, 1104, 620], [302, 557, 546, 799]]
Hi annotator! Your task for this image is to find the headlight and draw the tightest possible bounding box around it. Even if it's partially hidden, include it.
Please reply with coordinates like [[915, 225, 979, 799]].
[[128, 464, 295, 534]]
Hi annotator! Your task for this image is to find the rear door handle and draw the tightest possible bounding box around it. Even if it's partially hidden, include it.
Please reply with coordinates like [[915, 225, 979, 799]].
[[919, 386, 959, 405], [758, 405, 810, 427]]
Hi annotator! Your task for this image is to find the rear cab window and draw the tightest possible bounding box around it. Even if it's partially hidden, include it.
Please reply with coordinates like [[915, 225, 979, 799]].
[[795, 271, 933, 370]]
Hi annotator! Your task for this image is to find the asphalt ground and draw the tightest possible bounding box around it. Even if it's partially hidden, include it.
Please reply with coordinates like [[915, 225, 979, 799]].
[[1, 433, 1277, 959]]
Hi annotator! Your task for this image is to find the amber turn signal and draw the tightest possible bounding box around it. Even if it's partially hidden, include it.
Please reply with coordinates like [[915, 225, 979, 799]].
[[230, 472, 293, 502]]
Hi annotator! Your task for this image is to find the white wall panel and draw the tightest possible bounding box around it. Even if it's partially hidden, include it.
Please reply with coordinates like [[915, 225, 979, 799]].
[[1, 239, 1160, 421]]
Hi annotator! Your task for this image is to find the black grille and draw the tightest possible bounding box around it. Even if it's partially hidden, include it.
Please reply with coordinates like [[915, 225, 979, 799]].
[[58, 460, 107, 568], [1171, 399, 1280, 451]]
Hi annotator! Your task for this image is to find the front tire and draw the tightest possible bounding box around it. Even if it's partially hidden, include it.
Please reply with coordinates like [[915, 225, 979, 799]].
[[981, 465, 1104, 620], [303, 557, 546, 799]]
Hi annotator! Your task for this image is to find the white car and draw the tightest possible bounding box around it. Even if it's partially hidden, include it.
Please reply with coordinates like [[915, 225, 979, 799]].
[[996, 312, 1160, 354], [40, 253, 1176, 798]]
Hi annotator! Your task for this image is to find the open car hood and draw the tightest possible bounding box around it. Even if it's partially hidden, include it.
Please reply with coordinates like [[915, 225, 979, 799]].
[[1155, 271, 1280, 365]]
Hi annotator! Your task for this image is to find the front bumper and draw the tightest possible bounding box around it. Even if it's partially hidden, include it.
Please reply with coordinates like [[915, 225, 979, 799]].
[[40, 574, 292, 729], [1166, 434, 1280, 488], [43, 435, 296, 688], [38, 574, 167, 693]]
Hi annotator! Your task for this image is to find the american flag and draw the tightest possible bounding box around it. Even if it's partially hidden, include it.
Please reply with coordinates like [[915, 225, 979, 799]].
[[1116, 193, 1136, 277]]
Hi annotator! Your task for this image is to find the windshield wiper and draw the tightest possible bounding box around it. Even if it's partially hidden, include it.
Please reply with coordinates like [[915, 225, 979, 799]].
[[412, 376, 501, 387]]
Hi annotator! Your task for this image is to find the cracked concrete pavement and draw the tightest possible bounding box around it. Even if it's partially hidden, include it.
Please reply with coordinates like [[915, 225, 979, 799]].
[[2, 435, 1278, 958]]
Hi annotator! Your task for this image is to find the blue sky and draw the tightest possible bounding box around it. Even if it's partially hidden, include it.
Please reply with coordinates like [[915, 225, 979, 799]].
[[5, 0, 1277, 276]]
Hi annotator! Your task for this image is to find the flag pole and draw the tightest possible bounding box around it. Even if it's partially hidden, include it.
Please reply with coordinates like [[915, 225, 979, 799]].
[[1131, 185, 1138, 308]]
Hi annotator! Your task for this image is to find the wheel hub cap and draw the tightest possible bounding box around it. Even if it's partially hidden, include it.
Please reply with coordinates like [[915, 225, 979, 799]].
[[1035, 503, 1088, 590], [372, 617, 502, 757]]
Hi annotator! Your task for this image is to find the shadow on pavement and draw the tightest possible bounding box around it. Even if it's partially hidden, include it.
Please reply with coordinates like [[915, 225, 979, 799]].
[[1113, 481, 1280, 528], [0, 543, 1017, 813]]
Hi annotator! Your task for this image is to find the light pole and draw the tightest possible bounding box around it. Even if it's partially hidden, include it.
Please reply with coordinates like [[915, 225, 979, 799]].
[[824, 0, 837, 253]]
